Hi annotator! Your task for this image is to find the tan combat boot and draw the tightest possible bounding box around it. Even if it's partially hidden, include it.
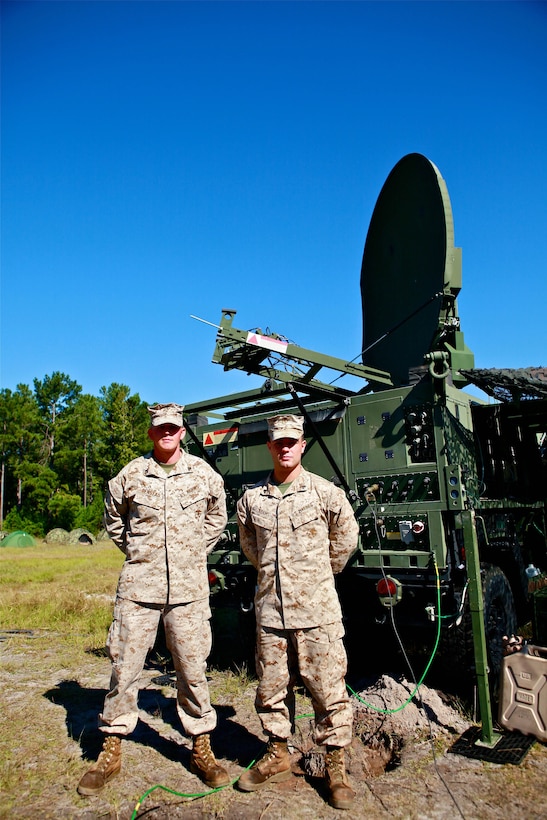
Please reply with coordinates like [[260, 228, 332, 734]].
[[325, 746, 355, 810], [237, 738, 292, 791], [77, 735, 122, 796], [190, 733, 231, 788]]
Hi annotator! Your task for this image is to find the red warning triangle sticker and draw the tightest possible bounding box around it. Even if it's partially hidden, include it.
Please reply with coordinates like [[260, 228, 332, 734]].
[[204, 434, 214, 445]]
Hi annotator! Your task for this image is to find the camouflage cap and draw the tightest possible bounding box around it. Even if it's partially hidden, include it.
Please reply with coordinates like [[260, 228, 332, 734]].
[[147, 403, 185, 428], [267, 413, 304, 441]]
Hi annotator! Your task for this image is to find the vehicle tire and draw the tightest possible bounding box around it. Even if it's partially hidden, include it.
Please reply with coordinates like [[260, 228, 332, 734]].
[[482, 538, 529, 624], [482, 565, 517, 698], [437, 565, 517, 703]]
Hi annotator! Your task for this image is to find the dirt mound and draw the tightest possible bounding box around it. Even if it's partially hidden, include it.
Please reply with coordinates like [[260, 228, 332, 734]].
[[297, 673, 470, 782], [353, 673, 471, 738]]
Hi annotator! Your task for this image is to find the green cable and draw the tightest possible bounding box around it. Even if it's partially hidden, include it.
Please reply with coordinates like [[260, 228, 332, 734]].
[[131, 560, 443, 815], [347, 557, 442, 714], [130, 763, 255, 819], [131, 779, 236, 819]]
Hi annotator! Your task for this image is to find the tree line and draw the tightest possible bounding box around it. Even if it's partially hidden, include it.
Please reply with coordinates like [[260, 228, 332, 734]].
[[0, 372, 152, 536]]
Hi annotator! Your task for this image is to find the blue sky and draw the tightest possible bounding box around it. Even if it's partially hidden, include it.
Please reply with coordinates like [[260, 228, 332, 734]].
[[2, 1, 546, 407]]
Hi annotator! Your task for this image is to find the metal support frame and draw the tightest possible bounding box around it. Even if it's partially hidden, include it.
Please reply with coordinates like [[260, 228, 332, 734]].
[[209, 309, 393, 395], [462, 508, 500, 747]]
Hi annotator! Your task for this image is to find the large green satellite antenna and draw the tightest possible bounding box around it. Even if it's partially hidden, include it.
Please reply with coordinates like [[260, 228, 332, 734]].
[[360, 152, 473, 387]]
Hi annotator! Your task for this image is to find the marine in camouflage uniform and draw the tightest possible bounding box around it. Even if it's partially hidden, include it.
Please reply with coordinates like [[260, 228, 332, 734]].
[[77, 403, 230, 796], [236, 414, 359, 810]]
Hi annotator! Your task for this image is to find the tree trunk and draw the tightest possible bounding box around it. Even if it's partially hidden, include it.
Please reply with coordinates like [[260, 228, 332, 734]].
[[83, 439, 87, 507], [0, 458, 4, 530]]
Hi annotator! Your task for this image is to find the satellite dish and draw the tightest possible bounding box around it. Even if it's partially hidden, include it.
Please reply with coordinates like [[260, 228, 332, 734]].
[[360, 153, 461, 387]]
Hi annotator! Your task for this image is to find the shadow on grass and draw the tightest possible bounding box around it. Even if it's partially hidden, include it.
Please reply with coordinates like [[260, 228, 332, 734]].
[[43, 679, 264, 769]]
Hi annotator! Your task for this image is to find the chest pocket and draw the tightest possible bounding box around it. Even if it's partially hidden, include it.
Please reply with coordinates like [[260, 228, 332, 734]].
[[176, 490, 208, 532], [172, 475, 208, 511], [289, 501, 320, 530], [132, 486, 163, 508], [130, 490, 162, 525], [178, 491, 208, 511], [250, 507, 276, 532]]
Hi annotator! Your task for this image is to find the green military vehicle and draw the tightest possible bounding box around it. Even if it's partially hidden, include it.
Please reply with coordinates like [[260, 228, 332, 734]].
[[184, 154, 547, 717]]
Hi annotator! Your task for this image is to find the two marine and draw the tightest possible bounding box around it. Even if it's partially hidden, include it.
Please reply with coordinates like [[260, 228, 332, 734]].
[[77, 404, 359, 810]]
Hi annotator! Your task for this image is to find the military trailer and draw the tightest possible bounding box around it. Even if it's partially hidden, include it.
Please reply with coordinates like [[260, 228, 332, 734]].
[[183, 154, 547, 720]]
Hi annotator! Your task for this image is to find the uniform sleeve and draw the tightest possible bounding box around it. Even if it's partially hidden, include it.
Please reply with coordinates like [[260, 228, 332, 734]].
[[203, 469, 228, 554], [328, 486, 359, 574], [103, 473, 129, 554], [237, 492, 259, 569]]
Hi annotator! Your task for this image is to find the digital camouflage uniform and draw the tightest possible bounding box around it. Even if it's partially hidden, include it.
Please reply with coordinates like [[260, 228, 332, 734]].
[[237, 467, 359, 747], [101, 449, 227, 737]]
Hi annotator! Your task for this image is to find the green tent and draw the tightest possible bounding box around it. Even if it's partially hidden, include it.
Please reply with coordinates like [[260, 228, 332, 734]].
[[1, 530, 36, 547]]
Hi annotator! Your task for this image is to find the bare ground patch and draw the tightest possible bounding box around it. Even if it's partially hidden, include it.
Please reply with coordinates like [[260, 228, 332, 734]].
[[1, 629, 546, 820]]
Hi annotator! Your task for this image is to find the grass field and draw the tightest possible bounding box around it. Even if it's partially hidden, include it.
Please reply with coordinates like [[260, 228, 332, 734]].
[[0, 539, 124, 652], [0, 539, 261, 817]]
